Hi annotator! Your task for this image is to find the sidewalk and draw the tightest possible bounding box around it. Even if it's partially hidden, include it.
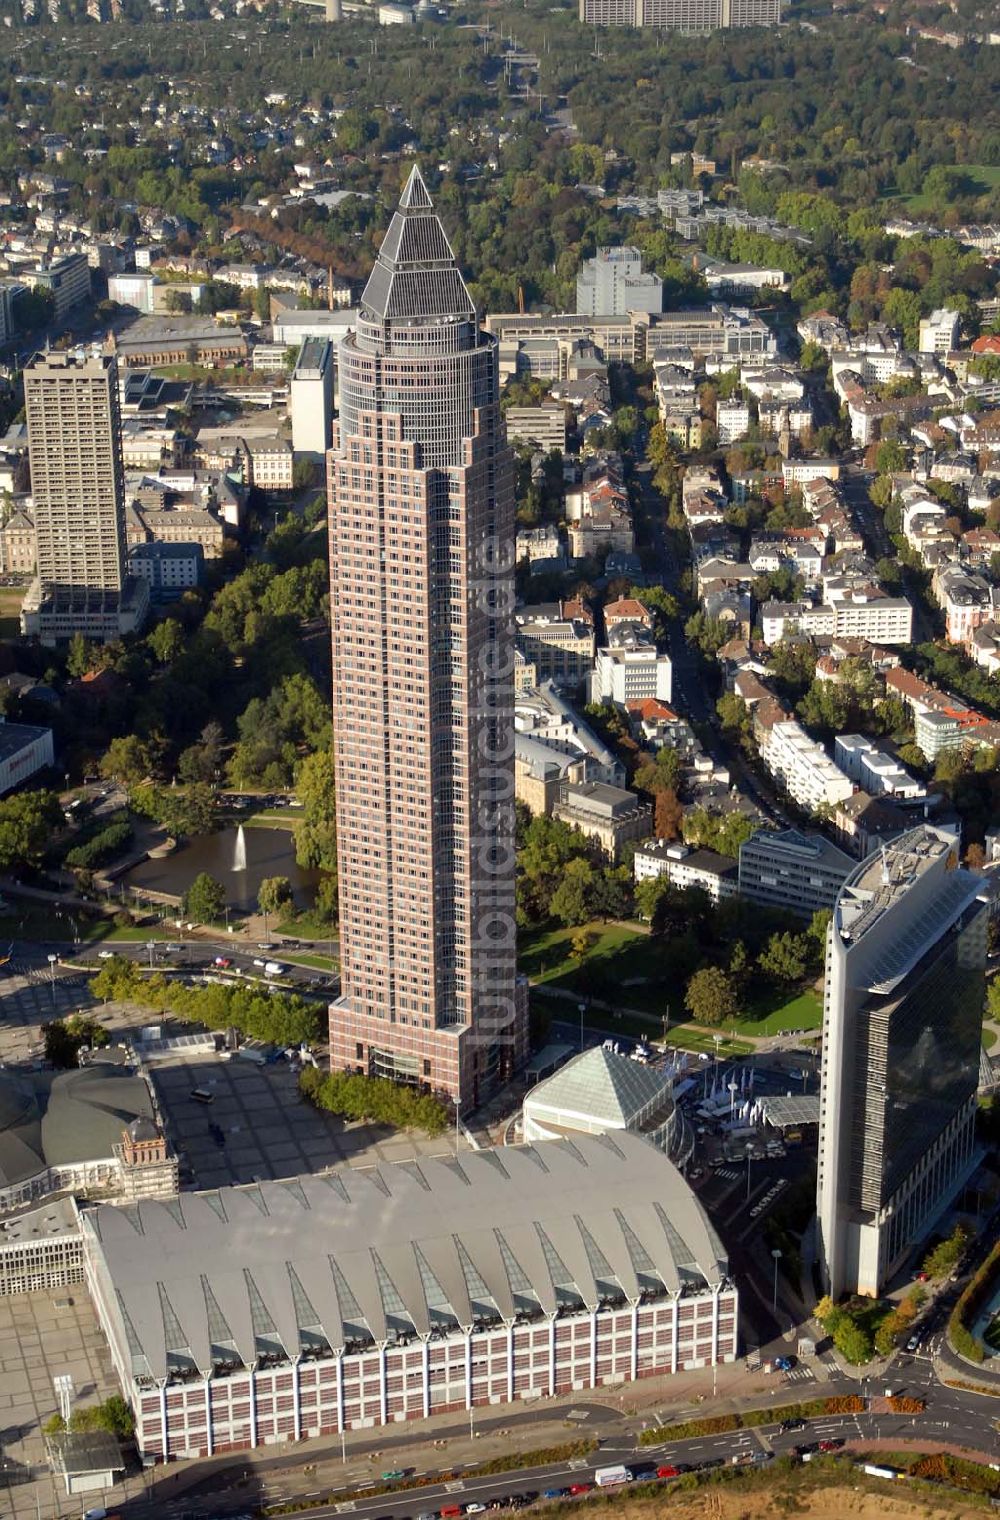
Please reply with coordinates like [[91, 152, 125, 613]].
[[125, 1359, 815, 1517]]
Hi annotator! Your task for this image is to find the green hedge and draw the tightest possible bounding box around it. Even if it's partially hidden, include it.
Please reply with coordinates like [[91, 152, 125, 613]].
[[638, 1395, 864, 1446], [948, 1237, 1000, 1366], [65, 819, 133, 869]]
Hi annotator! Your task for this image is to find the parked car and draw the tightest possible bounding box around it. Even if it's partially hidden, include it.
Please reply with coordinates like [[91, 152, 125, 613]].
[[568, 1484, 592, 1495], [779, 1417, 804, 1432], [213, 955, 232, 968], [906, 1334, 920, 1352], [819, 1439, 843, 1453], [773, 1355, 794, 1372], [655, 1466, 679, 1479]]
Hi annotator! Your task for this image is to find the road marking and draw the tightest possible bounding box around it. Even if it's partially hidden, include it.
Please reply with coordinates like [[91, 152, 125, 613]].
[[444, 1481, 466, 1492], [335, 1504, 357, 1513], [568, 1459, 588, 1469], [567, 1409, 590, 1420]]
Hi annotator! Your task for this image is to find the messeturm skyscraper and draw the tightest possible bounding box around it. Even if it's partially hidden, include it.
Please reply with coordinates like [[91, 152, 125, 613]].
[[326, 168, 528, 1114]]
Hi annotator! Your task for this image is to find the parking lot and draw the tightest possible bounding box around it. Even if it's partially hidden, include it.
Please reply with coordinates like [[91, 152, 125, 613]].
[[149, 1049, 471, 1190]]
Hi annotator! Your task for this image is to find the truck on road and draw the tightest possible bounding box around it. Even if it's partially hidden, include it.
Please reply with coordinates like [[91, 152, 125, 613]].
[[594, 1466, 633, 1488]]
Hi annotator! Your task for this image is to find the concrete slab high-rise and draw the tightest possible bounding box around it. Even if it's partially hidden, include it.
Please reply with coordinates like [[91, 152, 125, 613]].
[[20, 350, 148, 644], [816, 826, 986, 1298], [327, 168, 528, 1113]]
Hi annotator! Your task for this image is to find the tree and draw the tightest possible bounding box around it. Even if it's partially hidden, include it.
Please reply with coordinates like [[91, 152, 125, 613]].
[[66, 631, 95, 679], [295, 747, 337, 871], [550, 857, 597, 928], [654, 787, 684, 842], [43, 1013, 110, 1068], [569, 929, 596, 963], [258, 876, 293, 921], [684, 966, 737, 1027], [183, 872, 227, 924], [758, 930, 809, 985], [635, 873, 670, 923], [147, 618, 185, 666], [100, 735, 152, 789], [833, 1319, 873, 1365], [0, 791, 63, 871]]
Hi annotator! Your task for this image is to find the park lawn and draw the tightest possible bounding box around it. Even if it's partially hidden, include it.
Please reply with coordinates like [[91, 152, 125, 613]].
[[281, 952, 338, 972], [519, 920, 649, 984], [664, 1021, 753, 1058], [983, 1026, 998, 1052], [0, 587, 24, 639], [246, 810, 303, 827], [734, 987, 823, 1037], [897, 162, 1000, 212], [0, 906, 105, 942]]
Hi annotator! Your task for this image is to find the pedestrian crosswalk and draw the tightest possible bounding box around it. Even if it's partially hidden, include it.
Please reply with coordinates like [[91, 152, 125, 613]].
[[715, 1167, 741, 1181], [784, 1366, 815, 1383]]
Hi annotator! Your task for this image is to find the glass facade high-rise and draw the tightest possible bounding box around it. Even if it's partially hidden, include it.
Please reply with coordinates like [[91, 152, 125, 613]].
[[817, 826, 986, 1298], [326, 168, 528, 1113]]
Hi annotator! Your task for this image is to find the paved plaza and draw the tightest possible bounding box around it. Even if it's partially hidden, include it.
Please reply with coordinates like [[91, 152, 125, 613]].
[[151, 1049, 470, 1190], [0, 1288, 125, 1519], [0, 958, 98, 1065]]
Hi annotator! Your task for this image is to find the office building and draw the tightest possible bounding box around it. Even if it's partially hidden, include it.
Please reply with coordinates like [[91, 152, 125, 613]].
[[81, 1135, 738, 1462], [817, 826, 986, 1298], [20, 351, 149, 645], [515, 602, 596, 688], [738, 827, 855, 917], [26, 253, 91, 321], [579, 0, 780, 24], [576, 248, 662, 318], [326, 168, 528, 1113], [553, 780, 652, 861], [290, 337, 334, 459]]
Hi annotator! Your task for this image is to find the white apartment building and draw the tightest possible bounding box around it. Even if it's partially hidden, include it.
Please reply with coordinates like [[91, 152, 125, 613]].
[[833, 735, 924, 801], [633, 841, 738, 904], [591, 637, 672, 707], [826, 589, 914, 645], [919, 308, 961, 355], [715, 400, 751, 445], [759, 719, 854, 813]]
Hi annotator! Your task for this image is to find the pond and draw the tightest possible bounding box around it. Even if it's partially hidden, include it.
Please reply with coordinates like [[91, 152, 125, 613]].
[[125, 826, 320, 912]]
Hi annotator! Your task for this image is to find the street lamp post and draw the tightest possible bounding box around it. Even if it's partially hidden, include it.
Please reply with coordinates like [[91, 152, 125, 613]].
[[728, 1078, 738, 1118], [745, 1143, 753, 1203], [46, 953, 56, 1004], [771, 1248, 782, 1313], [578, 1001, 586, 1052], [145, 941, 156, 971]]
